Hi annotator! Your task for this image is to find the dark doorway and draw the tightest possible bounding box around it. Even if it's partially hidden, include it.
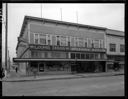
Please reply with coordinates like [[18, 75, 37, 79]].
[[39, 63, 44, 72]]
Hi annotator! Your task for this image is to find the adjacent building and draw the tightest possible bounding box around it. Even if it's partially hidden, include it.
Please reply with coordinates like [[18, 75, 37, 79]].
[[13, 16, 124, 75], [105, 29, 125, 71]]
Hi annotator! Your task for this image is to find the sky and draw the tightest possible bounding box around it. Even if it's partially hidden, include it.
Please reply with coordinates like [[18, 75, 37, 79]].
[[2, 3, 124, 63]]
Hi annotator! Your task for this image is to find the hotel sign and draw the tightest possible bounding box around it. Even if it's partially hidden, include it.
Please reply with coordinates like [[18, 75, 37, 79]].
[[29, 44, 106, 52]]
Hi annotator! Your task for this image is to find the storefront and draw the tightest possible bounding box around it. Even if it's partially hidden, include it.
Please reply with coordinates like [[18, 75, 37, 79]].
[[13, 16, 109, 76]]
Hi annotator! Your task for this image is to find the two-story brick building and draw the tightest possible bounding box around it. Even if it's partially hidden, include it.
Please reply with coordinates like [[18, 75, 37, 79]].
[[13, 16, 108, 75]]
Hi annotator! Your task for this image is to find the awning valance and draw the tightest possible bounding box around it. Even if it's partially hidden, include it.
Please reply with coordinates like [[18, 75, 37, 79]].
[[13, 58, 108, 62]]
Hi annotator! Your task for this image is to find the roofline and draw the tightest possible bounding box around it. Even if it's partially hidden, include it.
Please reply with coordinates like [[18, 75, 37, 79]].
[[25, 15, 107, 30], [107, 28, 124, 33], [106, 33, 124, 37]]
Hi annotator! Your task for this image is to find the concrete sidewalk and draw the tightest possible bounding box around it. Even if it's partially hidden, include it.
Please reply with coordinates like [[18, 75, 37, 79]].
[[1, 71, 124, 82]]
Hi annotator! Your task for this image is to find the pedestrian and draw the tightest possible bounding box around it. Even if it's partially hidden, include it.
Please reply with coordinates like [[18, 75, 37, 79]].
[[15, 67, 18, 73], [1, 68, 5, 79]]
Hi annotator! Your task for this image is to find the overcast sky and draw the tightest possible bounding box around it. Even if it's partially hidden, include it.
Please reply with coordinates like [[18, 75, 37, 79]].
[[2, 3, 124, 63]]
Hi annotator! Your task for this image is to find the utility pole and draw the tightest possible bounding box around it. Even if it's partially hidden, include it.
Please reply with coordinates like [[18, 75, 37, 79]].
[[60, 8, 62, 21], [76, 11, 79, 29], [41, 3, 42, 18], [5, 3, 8, 72]]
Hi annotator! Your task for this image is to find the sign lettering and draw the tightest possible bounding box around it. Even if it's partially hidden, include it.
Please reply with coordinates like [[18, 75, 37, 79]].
[[29, 45, 106, 52]]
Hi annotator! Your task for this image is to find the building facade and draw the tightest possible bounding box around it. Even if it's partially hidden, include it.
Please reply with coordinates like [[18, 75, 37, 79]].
[[13, 16, 124, 76], [105, 29, 125, 71]]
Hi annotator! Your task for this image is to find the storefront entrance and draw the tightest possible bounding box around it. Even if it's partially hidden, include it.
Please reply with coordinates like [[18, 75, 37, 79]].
[[39, 63, 44, 72]]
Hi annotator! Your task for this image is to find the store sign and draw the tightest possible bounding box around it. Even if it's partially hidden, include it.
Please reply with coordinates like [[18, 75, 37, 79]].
[[29, 44, 106, 52]]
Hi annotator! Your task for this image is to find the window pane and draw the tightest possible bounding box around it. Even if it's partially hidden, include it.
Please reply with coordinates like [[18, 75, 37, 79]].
[[61, 36, 66, 46], [78, 38, 84, 47], [34, 34, 39, 44], [71, 53, 75, 59], [76, 53, 80, 59], [52, 35, 57, 45], [56, 36, 60, 46], [86, 54, 90, 59], [81, 54, 85, 59], [94, 40, 100, 48], [40, 34, 46, 45], [71, 37, 75, 47], [84, 39, 87, 48], [110, 43, 116, 52], [88, 38, 92, 48], [47, 34, 51, 45], [120, 44, 125, 52]]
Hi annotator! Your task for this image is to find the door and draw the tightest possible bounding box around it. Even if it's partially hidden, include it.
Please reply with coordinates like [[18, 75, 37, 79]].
[[39, 63, 44, 72]]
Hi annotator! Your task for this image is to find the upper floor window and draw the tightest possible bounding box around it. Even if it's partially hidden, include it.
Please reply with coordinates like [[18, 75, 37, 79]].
[[110, 43, 116, 52], [75, 37, 79, 47], [87, 38, 92, 48], [93, 39, 100, 48], [70, 37, 74, 47], [99, 40, 104, 48], [61, 36, 66, 46], [84, 39, 87, 48], [34, 34, 39, 44], [120, 44, 125, 52], [39, 34, 46, 45], [78, 38, 84, 47], [56, 35, 60, 46], [47, 34, 51, 45]]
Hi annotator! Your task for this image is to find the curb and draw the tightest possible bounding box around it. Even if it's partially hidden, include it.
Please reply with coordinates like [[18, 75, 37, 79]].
[[1, 72, 124, 82]]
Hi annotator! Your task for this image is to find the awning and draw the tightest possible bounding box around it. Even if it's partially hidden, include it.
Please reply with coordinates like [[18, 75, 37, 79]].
[[13, 58, 108, 62]]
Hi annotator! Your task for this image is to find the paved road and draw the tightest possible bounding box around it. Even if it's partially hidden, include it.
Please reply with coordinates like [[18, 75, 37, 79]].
[[2, 75, 124, 96]]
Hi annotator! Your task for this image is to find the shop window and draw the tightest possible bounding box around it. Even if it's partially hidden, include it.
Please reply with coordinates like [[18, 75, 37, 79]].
[[34, 34, 39, 44], [31, 51, 38, 58], [86, 54, 90, 59], [100, 53, 105, 59], [110, 43, 116, 52], [89, 54, 94, 59], [95, 53, 100, 59], [120, 44, 125, 52], [76, 53, 80, 59], [71, 53, 75, 59], [39, 34, 46, 45], [81, 53, 85, 59]]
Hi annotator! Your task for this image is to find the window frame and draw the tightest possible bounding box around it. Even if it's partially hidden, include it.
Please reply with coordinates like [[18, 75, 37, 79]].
[[109, 43, 116, 52], [120, 44, 125, 52], [34, 33, 39, 44]]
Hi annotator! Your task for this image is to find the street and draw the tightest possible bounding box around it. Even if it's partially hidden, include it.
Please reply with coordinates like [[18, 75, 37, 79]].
[[2, 75, 124, 96]]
